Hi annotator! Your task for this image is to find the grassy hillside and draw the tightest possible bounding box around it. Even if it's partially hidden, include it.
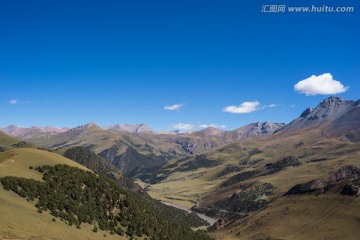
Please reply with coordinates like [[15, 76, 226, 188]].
[[63, 146, 210, 229], [0, 148, 88, 180], [0, 148, 211, 240], [0, 148, 124, 240], [0, 131, 20, 147], [212, 187, 360, 240], [0, 131, 29, 152]]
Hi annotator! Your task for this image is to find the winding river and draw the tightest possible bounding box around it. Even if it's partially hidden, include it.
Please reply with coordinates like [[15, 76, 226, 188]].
[[161, 201, 218, 226]]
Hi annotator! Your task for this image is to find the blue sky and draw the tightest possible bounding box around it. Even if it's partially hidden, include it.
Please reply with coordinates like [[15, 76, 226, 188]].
[[1, 0, 359, 131]]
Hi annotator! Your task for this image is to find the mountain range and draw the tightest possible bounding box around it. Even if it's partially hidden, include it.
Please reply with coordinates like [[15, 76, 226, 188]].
[[1, 125, 69, 139], [2, 96, 358, 178], [1, 121, 284, 139], [1, 96, 360, 240], [140, 96, 360, 239], [1, 119, 285, 176], [2, 96, 359, 178]]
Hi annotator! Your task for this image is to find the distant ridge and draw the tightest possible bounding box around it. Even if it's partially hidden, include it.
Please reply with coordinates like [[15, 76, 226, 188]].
[[103, 123, 153, 133], [0, 125, 69, 140], [193, 127, 224, 137], [191, 122, 285, 140], [232, 121, 285, 140]]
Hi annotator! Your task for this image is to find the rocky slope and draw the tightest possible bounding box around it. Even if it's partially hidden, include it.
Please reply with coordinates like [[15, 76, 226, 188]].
[[278, 96, 359, 137], [172, 122, 285, 154], [286, 165, 360, 195], [232, 121, 285, 140], [0, 131, 37, 151]]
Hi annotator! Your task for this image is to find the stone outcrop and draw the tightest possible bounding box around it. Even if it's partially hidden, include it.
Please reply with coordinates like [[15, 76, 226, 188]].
[[285, 165, 360, 195], [341, 184, 360, 196], [266, 156, 301, 173]]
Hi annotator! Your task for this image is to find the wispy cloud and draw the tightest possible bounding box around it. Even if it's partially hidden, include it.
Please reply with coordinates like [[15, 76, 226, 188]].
[[199, 124, 226, 129], [223, 101, 260, 114], [172, 123, 194, 130], [294, 73, 348, 96], [164, 103, 184, 111], [8, 99, 30, 105], [262, 103, 277, 109]]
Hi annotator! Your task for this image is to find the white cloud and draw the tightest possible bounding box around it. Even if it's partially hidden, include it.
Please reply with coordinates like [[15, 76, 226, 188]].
[[164, 103, 184, 111], [199, 124, 226, 129], [262, 103, 277, 109], [223, 101, 260, 114], [294, 73, 348, 96], [172, 123, 194, 130], [9, 99, 17, 105]]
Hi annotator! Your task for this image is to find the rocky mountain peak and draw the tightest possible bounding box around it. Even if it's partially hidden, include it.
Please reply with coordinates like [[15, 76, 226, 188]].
[[321, 96, 347, 104], [250, 122, 285, 136], [260, 121, 284, 131], [232, 122, 285, 140], [66, 123, 101, 136], [305, 96, 353, 120], [1, 125, 21, 134], [280, 97, 357, 134], [318, 96, 353, 109], [84, 122, 98, 128], [299, 97, 353, 120]]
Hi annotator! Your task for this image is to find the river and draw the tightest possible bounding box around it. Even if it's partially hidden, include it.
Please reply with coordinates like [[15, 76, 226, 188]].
[[161, 201, 218, 226]]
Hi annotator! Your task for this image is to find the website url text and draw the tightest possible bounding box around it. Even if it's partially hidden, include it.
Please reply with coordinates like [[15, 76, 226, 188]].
[[261, 5, 355, 13]]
